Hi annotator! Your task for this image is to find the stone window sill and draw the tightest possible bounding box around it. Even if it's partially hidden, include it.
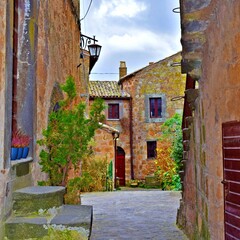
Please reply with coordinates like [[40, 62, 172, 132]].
[[11, 157, 33, 167]]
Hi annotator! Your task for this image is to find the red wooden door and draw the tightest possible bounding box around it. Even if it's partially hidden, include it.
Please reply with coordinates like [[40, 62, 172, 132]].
[[116, 147, 125, 186], [223, 122, 240, 239]]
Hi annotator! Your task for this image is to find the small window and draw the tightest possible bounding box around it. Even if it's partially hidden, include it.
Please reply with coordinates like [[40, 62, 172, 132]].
[[150, 98, 162, 118], [108, 104, 119, 119], [147, 141, 157, 159]]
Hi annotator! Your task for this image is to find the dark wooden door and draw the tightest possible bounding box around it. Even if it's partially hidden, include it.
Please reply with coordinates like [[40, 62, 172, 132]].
[[116, 147, 125, 186], [223, 122, 240, 239]]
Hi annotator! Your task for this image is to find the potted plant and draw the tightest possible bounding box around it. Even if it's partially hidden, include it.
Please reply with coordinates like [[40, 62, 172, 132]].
[[11, 131, 21, 160], [21, 134, 31, 158], [11, 130, 31, 160]]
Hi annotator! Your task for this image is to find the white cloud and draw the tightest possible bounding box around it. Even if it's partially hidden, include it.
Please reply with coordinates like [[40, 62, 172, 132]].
[[96, 0, 147, 19], [106, 29, 181, 58]]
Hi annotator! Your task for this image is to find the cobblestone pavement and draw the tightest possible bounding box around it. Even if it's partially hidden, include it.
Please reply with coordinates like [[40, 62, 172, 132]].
[[81, 189, 188, 240]]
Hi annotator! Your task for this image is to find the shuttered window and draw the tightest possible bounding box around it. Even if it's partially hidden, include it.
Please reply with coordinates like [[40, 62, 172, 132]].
[[108, 104, 119, 119], [150, 98, 162, 118]]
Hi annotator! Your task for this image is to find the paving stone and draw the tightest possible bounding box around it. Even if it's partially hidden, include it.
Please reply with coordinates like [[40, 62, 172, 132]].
[[81, 190, 188, 240]]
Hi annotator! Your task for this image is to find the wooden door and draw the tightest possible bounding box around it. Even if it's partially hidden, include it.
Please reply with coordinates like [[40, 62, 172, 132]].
[[223, 122, 240, 239], [116, 147, 125, 186]]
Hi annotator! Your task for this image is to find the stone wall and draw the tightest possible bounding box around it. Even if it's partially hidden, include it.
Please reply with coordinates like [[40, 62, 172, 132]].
[[0, 1, 82, 238], [92, 99, 131, 182], [34, 0, 83, 182], [121, 53, 185, 179], [178, 0, 240, 239]]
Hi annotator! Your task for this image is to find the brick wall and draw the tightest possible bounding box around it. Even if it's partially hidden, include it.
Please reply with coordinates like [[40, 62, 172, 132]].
[[178, 0, 240, 239]]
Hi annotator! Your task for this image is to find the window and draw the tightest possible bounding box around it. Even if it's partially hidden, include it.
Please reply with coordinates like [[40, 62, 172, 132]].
[[147, 141, 157, 159], [108, 104, 119, 119], [150, 98, 162, 118], [145, 94, 166, 123]]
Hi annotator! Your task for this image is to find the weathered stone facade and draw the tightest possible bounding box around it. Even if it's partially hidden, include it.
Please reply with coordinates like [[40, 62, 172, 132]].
[[120, 52, 186, 180], [0, 1, 83, 238], [177, 0, 240, 239], [89, 81, 131, 183], [90, 53, 185, 185]]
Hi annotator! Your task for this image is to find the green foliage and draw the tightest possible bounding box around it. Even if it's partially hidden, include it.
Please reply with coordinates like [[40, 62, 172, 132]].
[[65, 156, 108, 204], [161, 113, 183, 166], [37, 76, 105, 187], [42, 226, 87, 240], [154, 113, 183, 191]]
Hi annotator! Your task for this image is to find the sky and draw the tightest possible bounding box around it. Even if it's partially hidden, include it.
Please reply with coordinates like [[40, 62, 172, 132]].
[[80, 0, 181, 81]]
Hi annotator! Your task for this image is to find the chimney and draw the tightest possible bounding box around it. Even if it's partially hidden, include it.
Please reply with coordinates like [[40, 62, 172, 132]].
[[119, 61, 127, 79]]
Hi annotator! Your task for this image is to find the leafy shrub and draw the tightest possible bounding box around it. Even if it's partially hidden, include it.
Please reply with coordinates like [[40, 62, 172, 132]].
[[154, 113, 183, 190], [37, 76, 105, 187], [64, 156, 108, 204]]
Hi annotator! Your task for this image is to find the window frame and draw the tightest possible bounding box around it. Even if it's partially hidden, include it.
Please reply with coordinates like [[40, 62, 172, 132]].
[[108, 103, 120, 120], [149, 97, 162, 118], [145, 94, 166, 123]]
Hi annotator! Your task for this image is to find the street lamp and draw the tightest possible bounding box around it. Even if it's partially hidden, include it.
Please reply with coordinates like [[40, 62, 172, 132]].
[[80, 34, 102, 73]]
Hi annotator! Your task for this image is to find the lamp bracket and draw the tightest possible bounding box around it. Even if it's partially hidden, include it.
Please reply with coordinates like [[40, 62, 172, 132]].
[[80, 34, 98, 50]]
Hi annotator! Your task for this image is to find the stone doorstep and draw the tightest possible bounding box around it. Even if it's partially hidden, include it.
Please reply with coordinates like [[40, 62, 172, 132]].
[[13, 186, 66, 215], [5, 205, 93, 240]]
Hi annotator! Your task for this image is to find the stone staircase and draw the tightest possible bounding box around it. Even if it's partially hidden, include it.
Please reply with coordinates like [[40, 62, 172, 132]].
[[5, 186, 93, 240]]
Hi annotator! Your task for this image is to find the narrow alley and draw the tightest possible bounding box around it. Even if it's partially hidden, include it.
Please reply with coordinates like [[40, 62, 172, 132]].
[[82, 189, 188, 240]]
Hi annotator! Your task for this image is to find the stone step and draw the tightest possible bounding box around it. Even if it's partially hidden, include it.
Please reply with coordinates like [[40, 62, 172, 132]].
[[13, 186, 65, 216], [5, 205, 93, 240]]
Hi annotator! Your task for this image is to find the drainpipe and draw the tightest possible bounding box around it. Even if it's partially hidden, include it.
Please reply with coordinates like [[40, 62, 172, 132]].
[[130, 97, 134, 179]]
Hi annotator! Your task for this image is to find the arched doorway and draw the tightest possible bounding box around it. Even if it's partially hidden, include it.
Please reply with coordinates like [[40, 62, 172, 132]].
[[116, 147, 125, 186]]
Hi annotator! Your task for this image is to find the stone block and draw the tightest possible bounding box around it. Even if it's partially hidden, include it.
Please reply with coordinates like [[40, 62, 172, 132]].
[[183, 0, 211, 13], [181, 59, 202, 74], [145, 176, 161, 187], [5, 217, 48, 240], [183, 151, 189, 160], [16, 162, 30, 177], [183, 140, 190, 151], [51, 205, 93, 237], [183, 20, 209, 33], [183, 128, 191, 140], [5, 205, 93, 240], [13, 186, 65, 215], [185, 116, 193, 126]]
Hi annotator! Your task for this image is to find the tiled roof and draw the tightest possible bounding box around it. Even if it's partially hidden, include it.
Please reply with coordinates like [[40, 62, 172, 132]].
[[89, 81, 130, 98]]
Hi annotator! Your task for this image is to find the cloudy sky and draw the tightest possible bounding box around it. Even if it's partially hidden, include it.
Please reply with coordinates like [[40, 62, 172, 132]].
[[80, 0, 181, 80]]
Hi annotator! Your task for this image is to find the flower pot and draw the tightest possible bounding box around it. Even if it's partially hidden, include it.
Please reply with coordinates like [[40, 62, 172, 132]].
[[11, 148, 18, 160], [22, 147, 29, 158], [17, 147, 23, 159]]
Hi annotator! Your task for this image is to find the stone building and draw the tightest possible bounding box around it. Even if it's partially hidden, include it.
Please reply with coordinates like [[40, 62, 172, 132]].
[[90, 52, 186, 185], [177, 1, 240, 239], [89, 80, 131, 186], [0, 0, 93, 237]]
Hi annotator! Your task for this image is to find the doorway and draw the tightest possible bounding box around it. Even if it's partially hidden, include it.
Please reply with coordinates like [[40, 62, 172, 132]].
[[222, 121, 240, 239], [116, 147, 125, 186]]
